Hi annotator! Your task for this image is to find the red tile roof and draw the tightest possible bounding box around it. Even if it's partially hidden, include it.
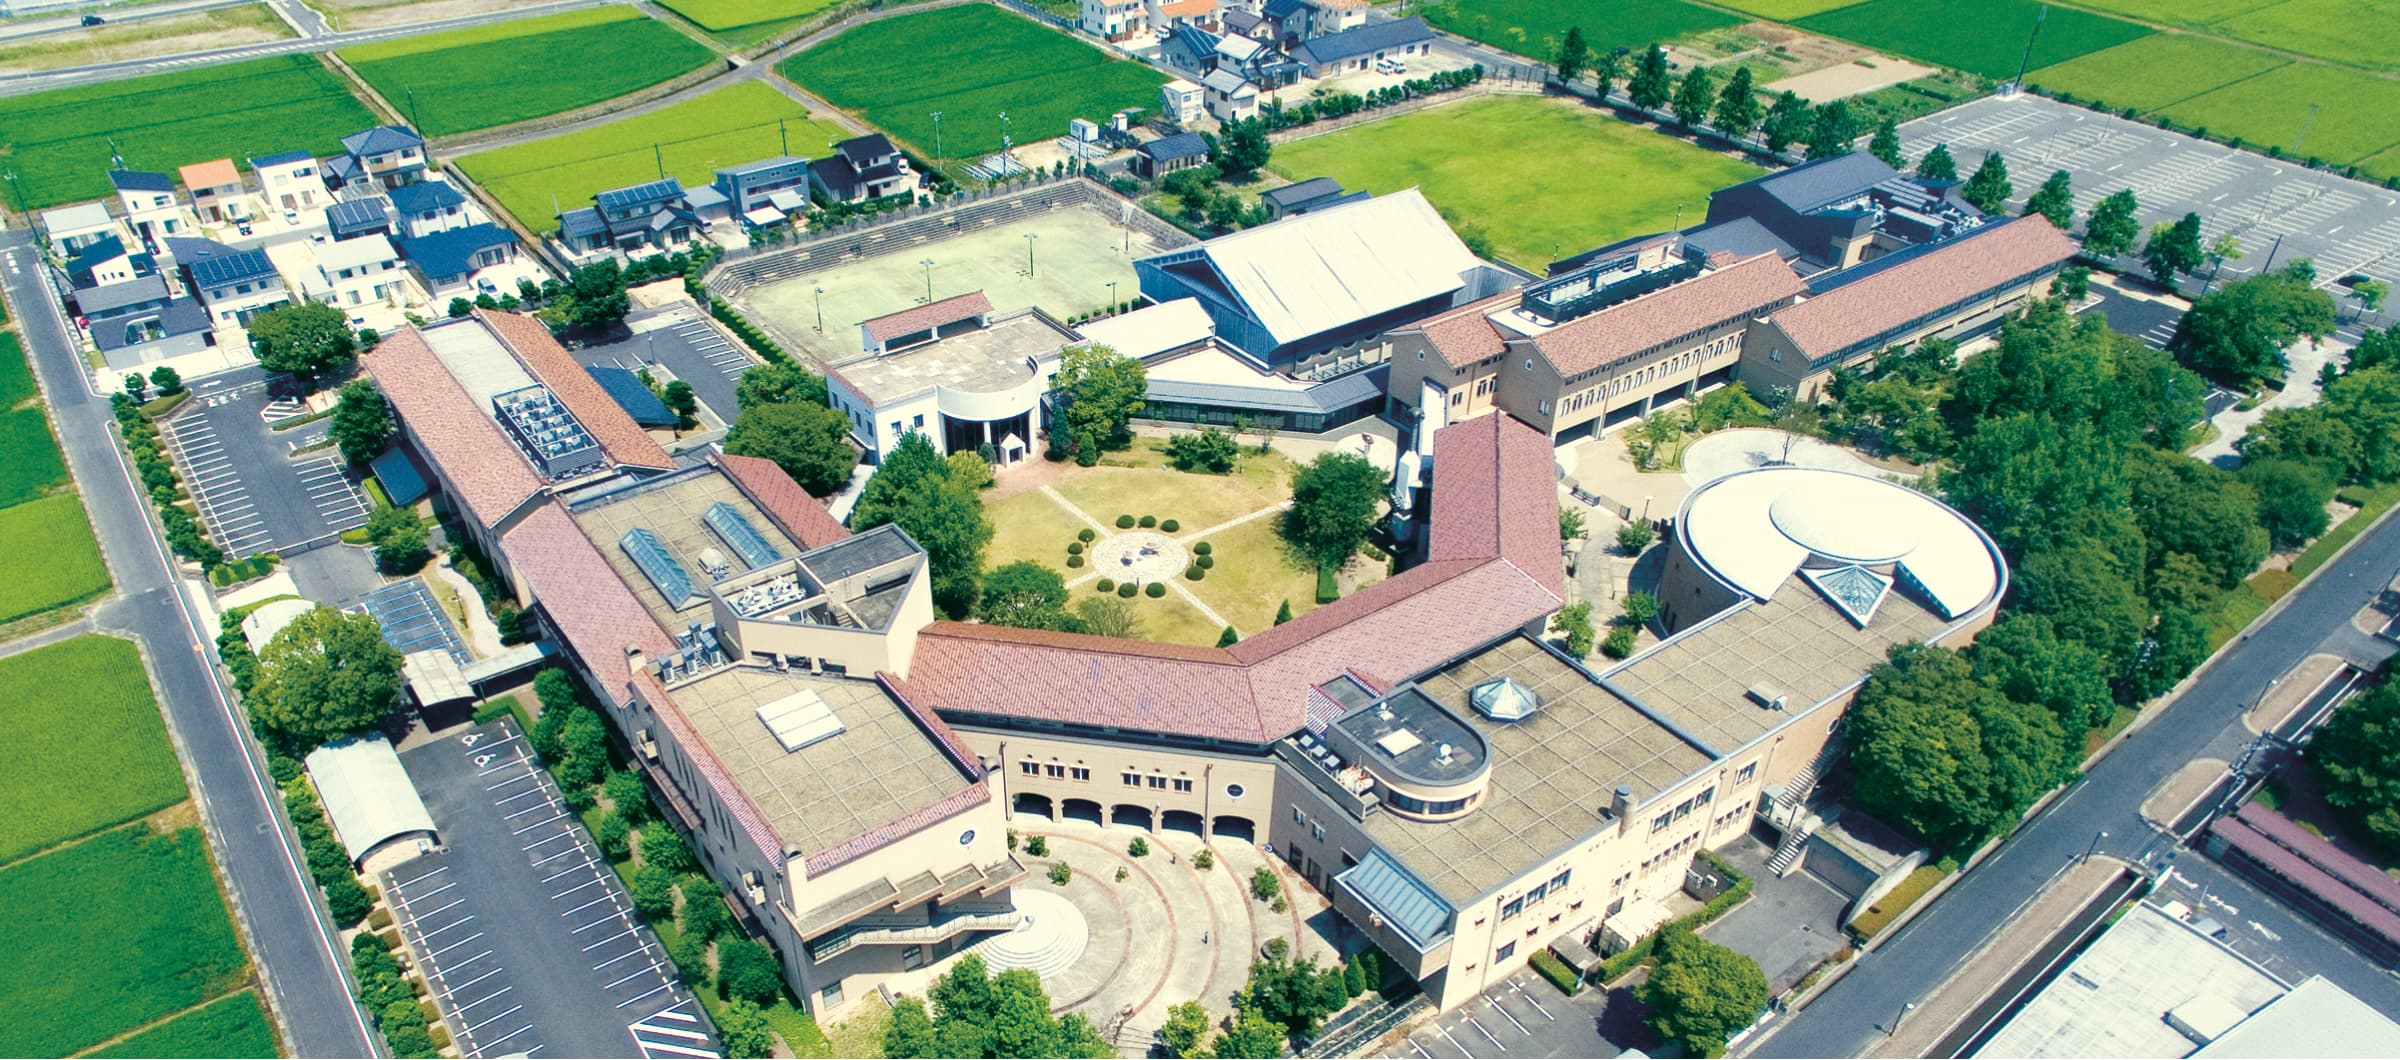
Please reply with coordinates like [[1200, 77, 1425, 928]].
[[479, 310, 674, 471], [861, 291, 993, 346], [363, 327, 544, 529], [892, 414, 1564, 744], [716, 451, 850, 549], [1400, 290, 1515, 370], [1768, 216, 2077, 359], [501, 501, 676, 689], [1532, 253, 1802, 377]]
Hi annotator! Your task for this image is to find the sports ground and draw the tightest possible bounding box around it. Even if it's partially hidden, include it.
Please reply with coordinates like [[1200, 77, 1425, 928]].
[[735, 205, 1170, 363]]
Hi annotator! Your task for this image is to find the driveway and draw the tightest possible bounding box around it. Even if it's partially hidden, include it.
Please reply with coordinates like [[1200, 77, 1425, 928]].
[[159, 382, 371, 558], [1699, 836, 1851, 994], [1381, 972, 1657, 1059]]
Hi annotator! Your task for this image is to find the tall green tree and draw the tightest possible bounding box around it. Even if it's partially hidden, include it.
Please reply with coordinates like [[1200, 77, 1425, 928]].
[[1848, 644, 2069, 849], [2083, 188, 2141, 258], [1591, 48, 1625, 100], [989, 968, 1058, 1058], [853, 432, 992, 618], [1713, 66, 1760, 140], [2014, 543, 2151, 667], [330, 378, 394, 466], [1867, 117, 1904, 170], [1050, 343, 1147, 463], [1961, 150, 2014, 213], [718, 1000, 774, 1059], [734, 360, 828, 409], [2126, 446, 2268, 589], [978, 561, 1079, 632], [2123, 609, 2209, 703], [883, 996, 939, 1058], [1970, 614, 2113, 735], [1215, 117, 1271, 181], [725, 400, 858, 497], [365, 503, 430, 574], [249, 301, 358, 383], [1803, 98, 1857, 160], [2243, 458, 2336, 549], [1916, 141, 1958, 181], [1555, 26, 1590, 83], [2026, 169, 2074, 229], [1281, 451, 1384, 570], [662, 380, 699, 430], [566, 259, 631, 331], [2142, 211, 2206, 288], [1207, 1007, 1287, 1059], [2168, 266, 2337, 385], [715, 938, 783, 1004], [1627, 44, 1673, 110], [1762, 90, 1811, 155], [1640, 925, 1769, 1057], [2309, 679, 2400, 854], [252, 606, 404, 750], [1672, 64, 1715, 129], [1161, 1000, 1213, 1059]]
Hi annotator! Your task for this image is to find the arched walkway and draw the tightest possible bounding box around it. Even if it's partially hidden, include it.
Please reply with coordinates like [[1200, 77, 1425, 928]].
[[1211, 814, 1256, 842], [1013, 792, 1055, 818], [1161, 809, 1205, 837], [1061, 798, 1104, 826], [1111, 804, 1155, 831]]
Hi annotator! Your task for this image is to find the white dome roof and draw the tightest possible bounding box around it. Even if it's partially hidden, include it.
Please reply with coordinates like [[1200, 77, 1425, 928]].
[[1679, 467, 2002, 619], [1767, 478, 1919, 564]]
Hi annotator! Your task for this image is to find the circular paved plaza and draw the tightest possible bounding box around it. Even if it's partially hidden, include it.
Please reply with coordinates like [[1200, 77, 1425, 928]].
[[1088, 531, 1187, 583]]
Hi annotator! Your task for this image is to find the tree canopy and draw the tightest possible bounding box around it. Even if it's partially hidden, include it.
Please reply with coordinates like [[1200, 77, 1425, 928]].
[[1803, 99, 1857, 160], [2082, 188, 2141, 259], [724, 400, 859, 497], [1672, 64, 1715, 129], [249, 301, 358, 382], [252, 605, 404, 750], [2026, 169, 2074, 229], [565, 259, 631, 331], [1049, 344, 1147, 463], [1867, 118, 1904, 170], [330, 378, 394, 466], [886, 955, 1112, 1059], [1713, 66, 1760, 140], [978, 561, 1080, 632], [1627, 44, 1672, 110], [1281, 452, 1384, 571], [852, 432, 992, 618], [2168, 265, 2336, 385], [2143, 212, 2207, 288], [1762, 90, 1810, 155], [2310, 678, 2400, 855], [1640, 925, 1769, 1057], [734, 360, 829, 410], [1916, 142, 1957, 181], [1848, 644, 2071, 850], [1555, 26, 1589, 82], [1961, 150, 2013, 213], [1215, 117, 1271, 181]]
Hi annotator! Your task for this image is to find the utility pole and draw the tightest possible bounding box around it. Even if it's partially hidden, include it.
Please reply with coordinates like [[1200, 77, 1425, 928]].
[[779, 118, 788, 156], [920, 257, 935, 304], [654, 144, 665, 180], [814, 285, 825, 332], [2012, 5, 2048, 89], [2083, 829, 2109, 863], [2292, 101, 2320, 158], [1024, 232, 1037, 277], [405, 86, 423, 137], [1106, 279, 1117, 313], [932, 111, 944, 169]]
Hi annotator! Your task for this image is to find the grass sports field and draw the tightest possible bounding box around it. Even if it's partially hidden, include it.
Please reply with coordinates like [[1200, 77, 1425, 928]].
[[459, 81, 843, 234], [0, 822, 248, 1057], [0, 493, 110, 623], [1270, 95, 1760, 270], [660, 0, 841, 43], [1420, 0, 1738, 58], [738, 205, 1169, 362], [0, 53, 373, 210], [2027, 34, 2289, 114], [778, 5, 1166, 161], [90, 989, 276, 1059], [1796, 0, 2151, 80], [341, 8, 714, 136], [0, 636, 185, 863]]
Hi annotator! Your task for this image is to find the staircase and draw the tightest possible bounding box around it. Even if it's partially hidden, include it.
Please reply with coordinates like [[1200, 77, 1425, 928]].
[[1762, 739, 1844, 877]]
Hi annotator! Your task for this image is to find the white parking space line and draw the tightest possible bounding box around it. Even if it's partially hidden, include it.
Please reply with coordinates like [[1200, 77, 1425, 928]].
[[531, 844, 584, 866], [410, 881, 457, 902], [443, 965, 504, 998], [427, 931, 488, 959], [485, 1023, 538, 1050], [584, 928, 637, 953], [454, 985, 513, 1013], [1509, 982, 1553, 1021], [513, 812, 570, 835], [392, 864, 448, 889], [615, 983, 670, 1009], [1487, 997, 1529, 1035], [542, 859, 595, 884], [464, 1003, 526, 1035], [552, 876, 609, 901], [1464, 1016, 1504, 1050], [563, 894, 617, 918], [1434, 1022, 1473, 1058], [414, 896, 466, 919], [595, 944, 650, 970]]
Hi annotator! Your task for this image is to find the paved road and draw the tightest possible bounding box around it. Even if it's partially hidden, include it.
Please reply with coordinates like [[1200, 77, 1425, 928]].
[[0, 0, 254, 43], [0, 228, 382, 1058], [1750, 505, 2400, 1057]]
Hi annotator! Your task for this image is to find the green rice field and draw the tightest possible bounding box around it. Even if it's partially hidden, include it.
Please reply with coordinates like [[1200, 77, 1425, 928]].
[[2214, 0, 2400, 73], [0, 405, 67, 506], [0, 493, 110, 623], [1269, 94, 1761, 270], [0, 334, 33, 409], [458, 80, 843, 233], [1797, 0, 2152, 80], [89, 989, 276, 1059], [2026, 34, 2290, 115], [342, 8, 715, 136], [0, 53, 374, 210], [2159, 62, 2400, 174], [777, 4, 1167, 161], [0, 636, 184, 863], [1419, 0, 1740, 59], [660, 0, 843, 42]]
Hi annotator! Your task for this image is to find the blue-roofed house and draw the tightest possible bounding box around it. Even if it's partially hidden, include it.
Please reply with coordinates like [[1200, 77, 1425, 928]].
[[386, 179, 471, 239], [1289, 16, 1431, 77], [340, 125, 428, 189], [326, 197, 394, 242], [584, 365, 677, 427], [250, 150, 328, 213], [323, 154, 373, 197], [398, 223, 522, 299], [167, 237, 289, 325], [110, 170, 187, 245], [1132, 132, 1210, 180], [555, 178, 702, 256], [65, 233, 154, 288]]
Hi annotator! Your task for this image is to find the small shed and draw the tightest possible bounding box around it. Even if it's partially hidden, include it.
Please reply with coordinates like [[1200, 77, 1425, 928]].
[[1599, 896, 1673, 956], [304, 733, 438, 871]]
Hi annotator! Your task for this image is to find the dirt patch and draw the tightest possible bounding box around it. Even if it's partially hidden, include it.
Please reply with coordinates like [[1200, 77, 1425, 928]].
[[0, 7, 291, 75], [145, 801, 200, 835], [1747, 22, 1870, 67], [2142, 759, 2226, 829], [312, 0, 565, 32], [1766, 54, 1938, 104], [2246, 653, 2350, 735]]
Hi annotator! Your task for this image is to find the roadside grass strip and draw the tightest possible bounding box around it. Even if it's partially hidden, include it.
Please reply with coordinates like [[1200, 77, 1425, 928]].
[[85, 988, 277, 1059], [0, 635, 184, 863], [0, 403, 67, 506]]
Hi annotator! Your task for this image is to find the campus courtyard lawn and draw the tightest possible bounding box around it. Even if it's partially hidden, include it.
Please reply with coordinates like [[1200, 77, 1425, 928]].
[[987, 487, 1095, 578], [1069, 584, 1222, 646], [1269, 95, 1762, 269], [1050, 444, 1294, 540], [2159, 62, 2400, 172], [458, 81, 843, 234], [89, 989, 276, 1059], [0, 493, 110, 623], [340, 7, 715, 136], [0, 635, 185, 863], [1796, 0, 2151, 80], [1419, 0, 1738, 59], [777, 4, 1166, 161], [0, 822, 248, 1057], [0, 53, 374, 210], [1183, 514, 1329, 636], [660, 0, 842, 44], [2026, 34, 2290, 115]]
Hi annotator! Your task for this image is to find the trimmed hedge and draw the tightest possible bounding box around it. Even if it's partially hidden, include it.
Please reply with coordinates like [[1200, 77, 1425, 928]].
[[1116, 514, 1136, 528], [1186, 564, 1204, 580], [1527, 947, 1583, 995], [1597, 849, 1752, 982], [1146, 582, 1166, 598], [1197, 553, 1215, 569], [1067, 541, 1084, 555], [1096, 577, 1115, 592], [1118, 582, 1138, 598], [1315, 566, 1340, 604], [1077, 527, 1097, 542], [1194, 541, 1212, 556], [1067, 555, 1085, 568], [1161, 518, 1180, 532], [708, 297, 791, 365], [1138, 514, 1157, 528]]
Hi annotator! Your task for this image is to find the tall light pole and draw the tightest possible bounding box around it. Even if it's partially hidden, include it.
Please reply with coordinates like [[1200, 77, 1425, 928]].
[[814, 285, 825, 332], [920, 258, 935, 304], [1106, 279, 1117, 313], [999, 111, 1013, 171], [2083, 829, 2109, 863], [1024, 232, 1038, 277], [2011, 4, 2048, 89], [931, 111, 944, 169]]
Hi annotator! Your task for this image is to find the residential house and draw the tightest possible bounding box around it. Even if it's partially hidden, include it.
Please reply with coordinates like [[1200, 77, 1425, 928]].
[[250, 150, 328, 213], [65, 234, 154, 288], [38, 202, 119, 256], [400, 224, 524, 299], [111, 170, 186, 245], [77, 274, 214, 370], [1132, 132, 1211, 180], [1078, 0, 1147, 41], [713, 156, 813, 216], [556, 179, 702, 256], [1200, 68, 1259, 122], [166, 237, 289, 326], [327, 197, 395, 242], [1150, 0, 1217, 31], [1221, 7, 1270, 40], [1260, 0, 1356, 42], [177, 159, 248, 225], [809, 135, 913, 205], [1160, 78, 1205, 124], [323, 155, 374, 197], [340, 125, 428, 189], [314, 234, 409, 315], [1289, 16, 1432, 77], [1260, 176, 1363, 219], [387, 179, 473, 239]]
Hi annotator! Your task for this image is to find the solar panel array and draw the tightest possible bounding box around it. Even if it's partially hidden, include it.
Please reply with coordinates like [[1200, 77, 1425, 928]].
[[620, 527, 701, 609], [703, 502, 781, 571]]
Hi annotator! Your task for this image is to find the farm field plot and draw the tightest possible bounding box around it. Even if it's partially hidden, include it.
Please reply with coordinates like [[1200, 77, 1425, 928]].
[[459, 81, 842, 233], [0, 334, 31, 408], [89, 989, 276, 1059], [0, 636, 183, 863], [0, 405, 67, 506], [341, 8, 715, 136], [1710, 0, 1861, 17], [304, 0, 567, 31], [2057, 0, 2282, 29], [2158, 61, 2400, 168], [2217, 0, 2400, 72], [2027, 34, 2289, 114], [660, 0, 842, 43], [1419, 0, 1739, 58], [1269, 95, 1761, 269], [0, 493, 110, 623], [1796, 0, 2151, 80], [0, 5, 290, 75], [777, 4, 1166, 160], [0, 53, 373, 210], [0, 822, 247, 1058]]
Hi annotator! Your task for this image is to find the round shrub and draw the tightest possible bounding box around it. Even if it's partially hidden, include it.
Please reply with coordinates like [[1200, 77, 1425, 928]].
[[1097, 577, 1115, 592], [1078, 527, 1097, 543], [1139, 514, 1157, 528], [1186, 564, 1205, 580], [1161, 518, 1180, 532], [1194, 541, 1212, 556], [1068, 555, 1085, 568], [1068, 541, 1085, 555], [1118, 582, 1139, 598], [1116, 514, 1136, 529], [1198, 554, 1215, 569], [1146, 582, 1167, 598]]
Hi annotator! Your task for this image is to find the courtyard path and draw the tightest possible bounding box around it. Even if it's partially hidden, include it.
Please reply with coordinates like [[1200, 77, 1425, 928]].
[[1178, 500, 1290, 545], [1043, 483, 1246, 635]]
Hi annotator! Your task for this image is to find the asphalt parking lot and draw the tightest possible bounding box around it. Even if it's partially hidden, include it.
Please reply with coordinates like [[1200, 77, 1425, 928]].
[[387, 720, 717, 1058], [1901, 94, 2400, 287], [1382, 973, 1645, 1059], [159, 383, 372, 559], [577, 306, 756, 424]]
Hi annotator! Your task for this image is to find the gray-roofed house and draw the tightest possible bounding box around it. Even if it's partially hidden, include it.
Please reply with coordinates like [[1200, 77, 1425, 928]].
[[556, 178, 702, 256], [1261, 176, 1364, 220], [1132, 132, 1211, 180], [250, 149, 328, 212], [326, 197, 394, 242], [340, 125, 428, 189], [713, 156, 813, 216], [39, 202, 118, 256], [78, 275, 214, 369], [809, 134, 913, 205], [1289, 16, 1431, 77], [398, 223, 522, 298], [1201, 67, 1258, 122], [65, 233, 154, 288], [168, 237, 290, 325], [386, 179, 471, 239]]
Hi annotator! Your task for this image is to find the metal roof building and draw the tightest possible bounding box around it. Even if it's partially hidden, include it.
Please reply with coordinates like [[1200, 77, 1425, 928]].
[[304, 733, 439, 869]]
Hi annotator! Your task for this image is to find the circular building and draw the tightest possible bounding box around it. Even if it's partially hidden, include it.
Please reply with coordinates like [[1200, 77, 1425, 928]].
[[1657, 466, 2007, 639]]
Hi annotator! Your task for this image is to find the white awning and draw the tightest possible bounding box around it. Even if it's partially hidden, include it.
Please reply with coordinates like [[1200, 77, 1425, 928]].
[[305, 733, 437, 867]]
